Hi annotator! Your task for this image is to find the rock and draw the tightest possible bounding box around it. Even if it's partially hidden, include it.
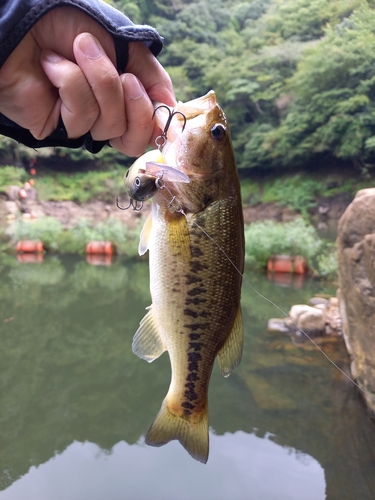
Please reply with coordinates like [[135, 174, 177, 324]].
[[3, 200, 20, 215], [289, 304, 315, 323], [308, 297, 329, 306], [267, 318, 290, 333], [337, 188, 375, 414], [5, 185, 21, 201], [289, 304, 325, 333], [297, 308, 325, 333]]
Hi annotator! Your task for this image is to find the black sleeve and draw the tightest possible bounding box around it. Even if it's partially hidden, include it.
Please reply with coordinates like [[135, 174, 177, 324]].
[[0, 0, 164, 153]]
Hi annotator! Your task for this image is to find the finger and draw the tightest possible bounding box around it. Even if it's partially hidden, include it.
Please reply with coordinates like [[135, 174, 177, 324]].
[[0, 33, 58, 139], [73, 33, 126, 141], [110, 73, 155, 157], [41, 49, 100, 138], [126, 42, 176, 107]]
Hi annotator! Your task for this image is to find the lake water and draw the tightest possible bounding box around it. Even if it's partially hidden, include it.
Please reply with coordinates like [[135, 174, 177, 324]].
[[0, 254, 374, 500]]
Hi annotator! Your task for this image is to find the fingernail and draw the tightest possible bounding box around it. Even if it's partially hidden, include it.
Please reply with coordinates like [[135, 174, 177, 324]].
[[43, 50, 63, 64], [78, 33, 102, 60], [124, 74, 145, 99]]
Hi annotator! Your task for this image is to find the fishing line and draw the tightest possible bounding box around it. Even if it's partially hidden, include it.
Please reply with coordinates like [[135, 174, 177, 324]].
[[183, 212, 375, 405]]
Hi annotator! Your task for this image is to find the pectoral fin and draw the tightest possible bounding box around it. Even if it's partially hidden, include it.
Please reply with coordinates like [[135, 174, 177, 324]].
[[138, 212, 153, 256], [132, 306, 166, 362], [217, 306, 244, 378]]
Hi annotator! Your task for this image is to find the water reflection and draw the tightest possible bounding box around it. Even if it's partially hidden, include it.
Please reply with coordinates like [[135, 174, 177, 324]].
[[0, 435, 324, 500], [0, 255, 374, 499]]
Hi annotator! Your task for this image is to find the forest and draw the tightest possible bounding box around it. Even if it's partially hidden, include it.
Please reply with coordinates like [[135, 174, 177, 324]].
[[111, 0, 375, 174], [1, 0, 375, 176]]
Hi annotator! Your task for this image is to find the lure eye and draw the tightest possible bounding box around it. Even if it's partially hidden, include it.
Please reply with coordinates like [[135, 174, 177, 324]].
[[130, 174, 158, 201], [210, 124, 226, 141]]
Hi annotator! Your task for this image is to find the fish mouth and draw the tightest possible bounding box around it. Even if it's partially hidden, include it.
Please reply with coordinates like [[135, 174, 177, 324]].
[[154, 91, 217, 132], [176, 90, 217, 119]]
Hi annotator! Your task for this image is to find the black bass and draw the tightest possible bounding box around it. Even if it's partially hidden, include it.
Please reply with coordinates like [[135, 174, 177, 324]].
[[131, 91, 244, 464]]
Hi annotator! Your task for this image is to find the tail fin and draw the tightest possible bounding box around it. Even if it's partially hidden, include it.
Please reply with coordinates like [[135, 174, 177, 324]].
[[145, 398, 209, 464]]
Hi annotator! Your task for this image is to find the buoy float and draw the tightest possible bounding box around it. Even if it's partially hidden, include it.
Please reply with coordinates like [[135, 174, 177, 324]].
[[267, 254, 307, 275], [86, 241, 114, 255], [16, 240, 44, 253]]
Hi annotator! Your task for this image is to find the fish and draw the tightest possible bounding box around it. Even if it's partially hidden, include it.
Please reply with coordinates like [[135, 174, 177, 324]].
[[131, 90, 244, 464]]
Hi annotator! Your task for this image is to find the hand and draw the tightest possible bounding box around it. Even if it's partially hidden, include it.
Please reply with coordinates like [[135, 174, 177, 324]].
[[0, 6, 176, 156]]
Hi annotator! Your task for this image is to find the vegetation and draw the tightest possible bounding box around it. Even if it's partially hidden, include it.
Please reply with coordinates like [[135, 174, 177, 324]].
[[244, 218, 338, 278], [6, 217, 141, 255], [108, 0, 375, 175]]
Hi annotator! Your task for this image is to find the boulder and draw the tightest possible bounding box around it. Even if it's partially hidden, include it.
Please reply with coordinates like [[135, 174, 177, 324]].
[[289, 304, 325, 333], [337, 188, 375, 414], [297, 308, 325, 333]]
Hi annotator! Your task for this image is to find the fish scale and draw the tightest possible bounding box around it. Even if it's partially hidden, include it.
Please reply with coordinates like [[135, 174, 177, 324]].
[[131, 91, 244, 463]]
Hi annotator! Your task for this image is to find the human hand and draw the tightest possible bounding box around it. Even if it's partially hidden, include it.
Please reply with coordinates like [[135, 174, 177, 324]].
[[0, 6, 176, 156]]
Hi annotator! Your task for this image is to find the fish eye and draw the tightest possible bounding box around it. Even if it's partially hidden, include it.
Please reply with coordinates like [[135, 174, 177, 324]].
[[134, 177, 141, 187], [210, 124, 226, 141]]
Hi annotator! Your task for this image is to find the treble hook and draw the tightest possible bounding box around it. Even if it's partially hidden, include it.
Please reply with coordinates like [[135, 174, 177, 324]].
[[153, 105, 187, 149], [116, 196, 143, 212]]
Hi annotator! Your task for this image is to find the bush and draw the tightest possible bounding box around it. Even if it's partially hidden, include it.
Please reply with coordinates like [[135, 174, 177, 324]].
[[34, 168, 128, 203], [0, 166, 27, 190], [6, 216, 141, 256], [6, 217, 63, 250], [244, 217, 324, 269]]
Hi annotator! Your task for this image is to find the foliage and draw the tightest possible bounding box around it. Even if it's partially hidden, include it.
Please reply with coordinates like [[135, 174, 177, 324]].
[[34, 167, 128, 203], [2, 0, 375, 175], [6, 217, 63, 250], [0, 166, 27, 190], [110, 0, 373, 173], [244, 218, 328, 271], [315, 244, 339, 279], [65, 218, 140, 255], [5, 216, 141, 256]]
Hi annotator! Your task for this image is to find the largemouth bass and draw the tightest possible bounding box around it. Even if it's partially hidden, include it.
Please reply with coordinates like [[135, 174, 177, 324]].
[[131, 91, 244, 464]]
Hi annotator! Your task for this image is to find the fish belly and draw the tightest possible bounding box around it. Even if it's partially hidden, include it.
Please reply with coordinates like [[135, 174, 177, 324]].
[[145, 199, 243, 463]]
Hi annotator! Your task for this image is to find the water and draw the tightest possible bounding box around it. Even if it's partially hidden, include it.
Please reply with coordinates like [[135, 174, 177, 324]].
[[0, 254, 374, 500]]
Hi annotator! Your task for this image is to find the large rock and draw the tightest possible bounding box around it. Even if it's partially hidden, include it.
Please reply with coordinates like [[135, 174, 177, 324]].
[[289, 304, 325, 333], [337, 188, 375, 414]]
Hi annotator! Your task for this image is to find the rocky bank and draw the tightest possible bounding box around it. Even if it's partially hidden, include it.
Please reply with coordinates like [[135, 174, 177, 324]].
[[337, 188, 375, 415]]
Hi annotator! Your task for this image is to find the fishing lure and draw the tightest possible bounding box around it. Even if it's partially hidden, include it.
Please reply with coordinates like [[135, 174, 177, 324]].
[[117, 107, 189, 211]]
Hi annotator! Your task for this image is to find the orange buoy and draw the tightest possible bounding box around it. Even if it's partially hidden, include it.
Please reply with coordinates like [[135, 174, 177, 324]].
[[16, 240, 44, 253], [293, 255, 307, 275], [86, 241, 114, 255], [267, 255, 307, 274]]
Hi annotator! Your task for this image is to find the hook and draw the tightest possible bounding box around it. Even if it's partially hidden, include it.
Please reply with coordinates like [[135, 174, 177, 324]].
[[116, 196, 143, 212], [153, 105, 187, 149]]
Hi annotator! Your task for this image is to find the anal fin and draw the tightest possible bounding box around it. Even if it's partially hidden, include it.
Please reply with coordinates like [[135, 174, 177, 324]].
[[217, 306, 244, 378], [132, 306, 166, 362]]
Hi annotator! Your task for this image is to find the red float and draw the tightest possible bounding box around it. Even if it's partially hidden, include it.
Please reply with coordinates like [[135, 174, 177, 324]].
[[267, 254, 307, 275], [16, 240, 44, 253], [86, 241, 114, 255]]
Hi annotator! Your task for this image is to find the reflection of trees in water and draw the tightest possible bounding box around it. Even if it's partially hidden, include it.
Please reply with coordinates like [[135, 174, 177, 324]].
[[0, 257, 374, 497]]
